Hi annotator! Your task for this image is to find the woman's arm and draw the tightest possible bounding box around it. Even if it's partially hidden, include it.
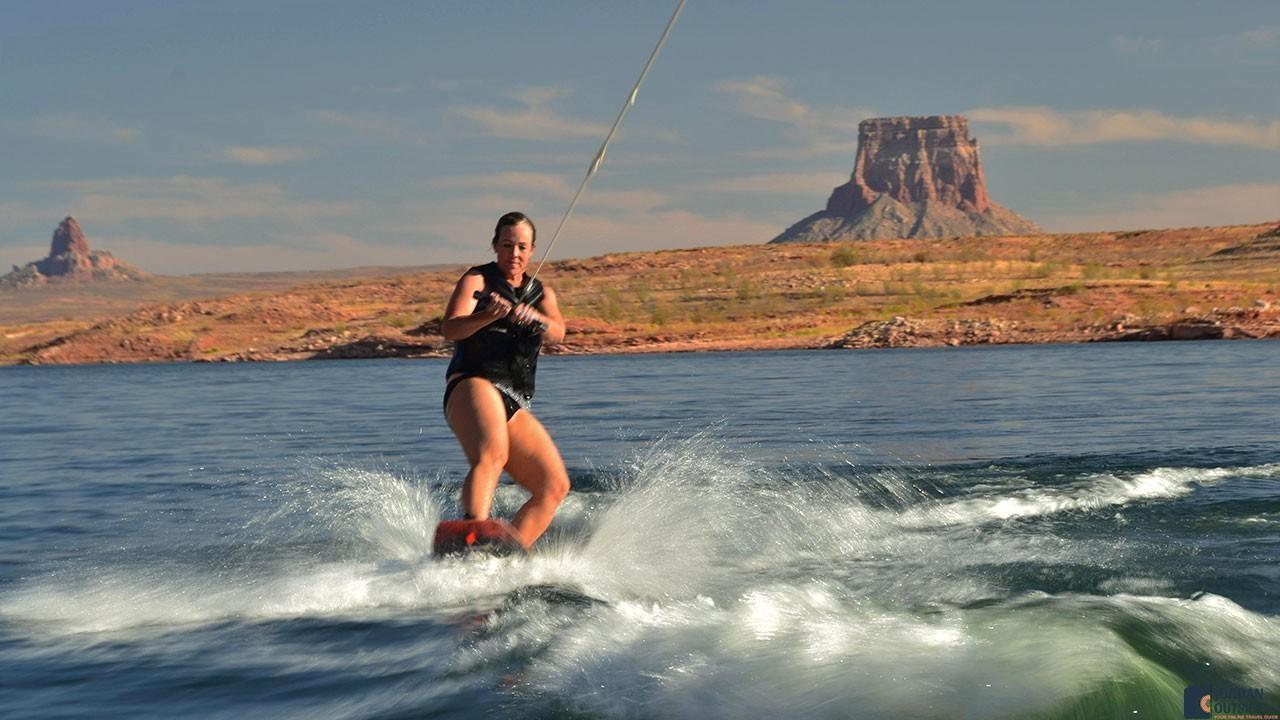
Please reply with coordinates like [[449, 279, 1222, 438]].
[[439, 272, 510, 342]]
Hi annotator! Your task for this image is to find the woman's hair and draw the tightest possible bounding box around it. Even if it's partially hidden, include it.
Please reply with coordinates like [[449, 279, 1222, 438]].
[[492, 211, 536, 249]]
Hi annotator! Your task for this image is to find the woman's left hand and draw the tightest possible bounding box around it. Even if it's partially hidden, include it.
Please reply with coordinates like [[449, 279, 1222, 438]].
[[510, 303, 546, 331]]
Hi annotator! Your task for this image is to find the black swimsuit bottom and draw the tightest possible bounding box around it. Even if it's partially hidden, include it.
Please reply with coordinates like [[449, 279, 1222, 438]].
[[443, 375, 523, 421]]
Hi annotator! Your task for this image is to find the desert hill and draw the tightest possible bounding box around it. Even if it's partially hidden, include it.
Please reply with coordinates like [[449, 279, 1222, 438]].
[[1, 221, 1277, 366], [0, 263, 462, 326]]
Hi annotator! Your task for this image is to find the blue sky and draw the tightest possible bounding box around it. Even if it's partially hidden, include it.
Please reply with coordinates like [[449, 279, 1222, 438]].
[[3, 1, 1277, 274]]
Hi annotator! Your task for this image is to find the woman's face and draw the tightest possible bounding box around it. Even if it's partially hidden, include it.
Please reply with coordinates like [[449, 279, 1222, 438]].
[[494, 222, 534, 279]]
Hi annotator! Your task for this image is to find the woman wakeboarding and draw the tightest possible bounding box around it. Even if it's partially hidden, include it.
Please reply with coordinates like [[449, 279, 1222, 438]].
[[434, 1, 685, 555], [439, 212, 569, 549]]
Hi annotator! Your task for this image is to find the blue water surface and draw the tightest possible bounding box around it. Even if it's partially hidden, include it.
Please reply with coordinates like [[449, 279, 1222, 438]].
[[1, 342, 1277, 719]]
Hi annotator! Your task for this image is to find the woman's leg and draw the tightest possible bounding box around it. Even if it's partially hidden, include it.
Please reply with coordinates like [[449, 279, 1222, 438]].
[[504, 410, 570, 546], [444, 378, 510, 520]]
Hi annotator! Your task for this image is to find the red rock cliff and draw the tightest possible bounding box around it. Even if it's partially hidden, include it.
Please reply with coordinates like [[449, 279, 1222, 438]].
[[2, 217, 146, 287], [771, 115, 1040, 243], [827, 115, 991, 214]]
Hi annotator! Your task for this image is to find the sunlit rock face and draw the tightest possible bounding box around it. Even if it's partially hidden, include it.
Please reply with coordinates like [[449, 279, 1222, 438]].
[[3, 217, 147, 287], [771, 115, 1041, 243]]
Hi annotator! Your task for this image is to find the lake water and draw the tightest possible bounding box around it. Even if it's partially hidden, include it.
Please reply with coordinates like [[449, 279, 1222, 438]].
[[1, 342, 1278, 719]]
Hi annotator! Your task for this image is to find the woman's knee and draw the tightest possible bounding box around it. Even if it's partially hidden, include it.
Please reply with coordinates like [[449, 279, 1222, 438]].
[[541, 472, 570, 504], [473, 449, 508, 475]]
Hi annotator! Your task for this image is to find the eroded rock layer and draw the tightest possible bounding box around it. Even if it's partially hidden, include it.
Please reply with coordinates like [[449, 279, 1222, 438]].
[[2, 217, 146, 287], [771, 115, 1041, 243]]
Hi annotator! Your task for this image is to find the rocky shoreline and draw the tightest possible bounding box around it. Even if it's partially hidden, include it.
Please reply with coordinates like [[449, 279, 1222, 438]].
[[3, 221, 1277, 367], [12, 301, 1278, 366], [829, 301, 1278, 349]]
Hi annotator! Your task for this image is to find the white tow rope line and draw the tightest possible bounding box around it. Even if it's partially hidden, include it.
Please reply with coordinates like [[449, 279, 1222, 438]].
[[525, 0, 687, 287]]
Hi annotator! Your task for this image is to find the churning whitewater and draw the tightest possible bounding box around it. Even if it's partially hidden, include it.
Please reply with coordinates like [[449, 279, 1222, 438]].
[[4, 433, 1278, 719]]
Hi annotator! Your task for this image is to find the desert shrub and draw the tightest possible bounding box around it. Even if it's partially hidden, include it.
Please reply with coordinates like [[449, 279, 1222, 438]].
[[383, 313, 416, 328], [597, 287, 624, 322], [690, 301, 727, 324], [820, 284, 848, 302], [1031, 262, 1062, 279], [716, 262, 738, 283], [831, 244, 861, 267], [1082, 263, 1106, 280], [650, 301, 674, 326], [751, 294, 785, 316]]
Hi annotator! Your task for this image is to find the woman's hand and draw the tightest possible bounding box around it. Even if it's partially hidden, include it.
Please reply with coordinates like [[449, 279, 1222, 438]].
[[442, 274, 516, 341], [509, 303, 545, 330], [477, 292, 514, 320]]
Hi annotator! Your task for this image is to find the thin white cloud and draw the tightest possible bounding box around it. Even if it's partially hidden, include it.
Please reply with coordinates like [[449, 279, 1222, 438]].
[[581, 190, 671, 214], [413, 206, 783, 262], [1110, 34, 1164, 53], [427, 172, 670, 213], [969, 106, 1280, 150], [0, 244, 48, 272], [31, 114, 142, 145], [309, 110, 424, 144], [449, 86, 608, 141], [352, 83, 411, 95], [430, 172, 574, 197], [509, 87, 571, 107], [1238, 25, 1280, 49], [547, 209, 782, 256], [741, 139, 862, 163], [218, 145, 313, 166], [717, 76, 874, 161], [94, 232, 441, 275], [694, 171, 848, 195], [719, 76, 819, 126], [0, 201, 62, 226], [29, 176, 361, 225], [1038, 182, 1280, 233], [395, 178, 783, 265], [1208, 25, 1280, 52]]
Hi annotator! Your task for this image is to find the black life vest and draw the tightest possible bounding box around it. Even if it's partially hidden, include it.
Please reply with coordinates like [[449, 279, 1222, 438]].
[[445, 262, 545, 402]]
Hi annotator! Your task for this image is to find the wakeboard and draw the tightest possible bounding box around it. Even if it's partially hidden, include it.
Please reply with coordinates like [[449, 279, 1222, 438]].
[[432, 518, 527, 557], [502, 583, 607, 609]]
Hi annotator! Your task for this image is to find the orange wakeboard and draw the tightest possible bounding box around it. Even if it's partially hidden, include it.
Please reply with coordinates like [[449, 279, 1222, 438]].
[[432, 519, 527, 557]]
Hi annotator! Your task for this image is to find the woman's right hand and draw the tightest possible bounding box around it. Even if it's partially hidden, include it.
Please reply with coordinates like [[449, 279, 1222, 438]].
[[477, 292, 513, 320]]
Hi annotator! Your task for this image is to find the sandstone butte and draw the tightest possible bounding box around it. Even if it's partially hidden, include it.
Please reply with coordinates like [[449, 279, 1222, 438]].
[[772, 115, 1041, 243], [1, 217, 146, 288], [1, 220, 1277, 366]]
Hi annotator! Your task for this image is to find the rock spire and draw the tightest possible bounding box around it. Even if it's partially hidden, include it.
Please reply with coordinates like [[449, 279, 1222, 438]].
[[771, 115, 1040, 243], [2, 217, 146, 287]]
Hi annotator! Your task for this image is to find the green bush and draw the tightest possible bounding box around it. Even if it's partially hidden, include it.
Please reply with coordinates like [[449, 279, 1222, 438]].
[[830, 244, 861, 267], [736, 279, 762, 301]]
